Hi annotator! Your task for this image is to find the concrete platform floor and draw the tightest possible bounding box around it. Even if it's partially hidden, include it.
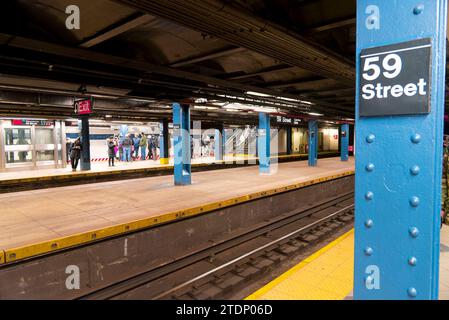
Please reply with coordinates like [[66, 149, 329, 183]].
[[0, 157, 354, 257], [0, 152, 338, 182]]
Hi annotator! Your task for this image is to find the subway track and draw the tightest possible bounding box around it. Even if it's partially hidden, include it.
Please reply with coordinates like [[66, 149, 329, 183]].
[[80, 192, 354, 300]]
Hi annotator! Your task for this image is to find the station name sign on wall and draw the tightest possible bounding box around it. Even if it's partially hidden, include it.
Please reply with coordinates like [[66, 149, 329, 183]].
[[359, 38, 431, 116]]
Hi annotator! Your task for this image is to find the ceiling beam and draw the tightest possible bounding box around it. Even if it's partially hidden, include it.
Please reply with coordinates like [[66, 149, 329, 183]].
[[304, 17, 356, 35], [79, 14, 154, 48], [114, 0, 355, 84], [266, 78, 337, 90], [226, 65, 297, 80], [0, 33, 352, 116], [169, 47, 245, 67]]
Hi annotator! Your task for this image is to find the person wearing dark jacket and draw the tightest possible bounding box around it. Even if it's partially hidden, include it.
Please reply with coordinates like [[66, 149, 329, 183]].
[[70, 137, 82, 171], [107, 137, 116, 167]]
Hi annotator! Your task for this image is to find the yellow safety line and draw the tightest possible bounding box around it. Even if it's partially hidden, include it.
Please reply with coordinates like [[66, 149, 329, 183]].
[[245, 229, 354, 300], [1, 170, 354, 264]]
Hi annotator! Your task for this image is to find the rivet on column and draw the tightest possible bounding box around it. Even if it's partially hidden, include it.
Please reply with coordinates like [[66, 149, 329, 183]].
[[365, 219, 374, 228], [407, 287, 417, 298], [408, 256, 417, 266], [366, 134, 375, 143], [365, 191, 374, 200], [409, 227, 419, 238], [411, 133, 421, 144], [410, 165, 420, 176], [409, 196, 420, 207], [364, 247, 373, 256], [366, 163, 375, 172], [413, 4, 424, 15]]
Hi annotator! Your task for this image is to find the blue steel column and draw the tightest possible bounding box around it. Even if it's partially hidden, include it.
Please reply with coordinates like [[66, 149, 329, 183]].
[[354, 0, 447, 299], [258, 113, 270, 174], [286, 126, 292, 155], [79, 115, 91, 171], [340, 123, 349, 161], [173, 103, 191, 185], [214, 126, 224, 161], [308, 120, 318, 166], [159, 118, 169, 165]]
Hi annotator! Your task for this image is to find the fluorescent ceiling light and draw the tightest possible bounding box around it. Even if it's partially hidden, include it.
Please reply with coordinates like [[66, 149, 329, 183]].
[[276, 96, 313, 105], [308, 112, 324, 116], [246, 91, 272, 97], [252, 107, 278, 113], [277, 96, 299, 102]]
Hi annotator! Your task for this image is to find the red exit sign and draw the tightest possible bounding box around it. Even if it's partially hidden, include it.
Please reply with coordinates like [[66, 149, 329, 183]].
[[74, 98, 93, 115]]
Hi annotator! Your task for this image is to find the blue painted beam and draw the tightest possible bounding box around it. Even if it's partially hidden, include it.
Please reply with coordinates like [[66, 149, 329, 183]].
[[258, 113, 270, 174], [354, 0, 447, 299], [173, 103, 191, 185], [340, 123, 349, 161], [308, 120, 318, 166]]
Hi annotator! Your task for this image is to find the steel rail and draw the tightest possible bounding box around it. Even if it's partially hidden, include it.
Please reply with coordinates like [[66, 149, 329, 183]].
[[151, 203, 354, 300], [80, 191, 353, 300]]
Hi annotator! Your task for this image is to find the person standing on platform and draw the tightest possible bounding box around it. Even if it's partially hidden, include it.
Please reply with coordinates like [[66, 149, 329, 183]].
[[139, 133, 147, 161], [148, 135, 154, 160], [114, 136, 119, 161], [70, 137, 82, 171], [122, 134, 132, 162], [152, 135, 159, 160], [66, 138, 72, 164], [107, 136, 116, 167], [133, 134, 141, 159]]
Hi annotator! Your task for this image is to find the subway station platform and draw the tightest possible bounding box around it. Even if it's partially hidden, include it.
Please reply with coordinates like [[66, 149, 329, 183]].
[[0, 157, 354, 265], [246, 225, 449, 300], [0, 152, 339, 193]]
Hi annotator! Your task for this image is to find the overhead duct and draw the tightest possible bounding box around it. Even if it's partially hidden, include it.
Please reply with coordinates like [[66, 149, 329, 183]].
[[115, 0, 355, 85]]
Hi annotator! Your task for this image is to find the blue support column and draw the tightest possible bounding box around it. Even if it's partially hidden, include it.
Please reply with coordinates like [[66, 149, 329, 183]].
[[340, 123, 349, 161], [214, 126, 224, 161], [258, 113, 270, 174], [159, 119, 169, 165], [173, 103, 191, 185], [286, 126, 292, 155], [354, 0, 447, 299], [79, 115, 90, 171], [308, 120, 318, 166]]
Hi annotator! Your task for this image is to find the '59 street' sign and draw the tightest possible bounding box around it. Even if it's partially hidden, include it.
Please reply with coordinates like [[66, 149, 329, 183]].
[[359, 38, 431, 117]]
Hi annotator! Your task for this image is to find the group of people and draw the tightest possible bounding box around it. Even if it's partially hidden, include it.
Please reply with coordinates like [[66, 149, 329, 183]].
[[66, 133, 161, 171], [107, 133, 159, 166]]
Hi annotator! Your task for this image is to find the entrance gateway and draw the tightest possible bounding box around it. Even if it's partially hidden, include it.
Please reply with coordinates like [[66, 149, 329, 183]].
[[354, 0, 447, 299], [0, 119, 66, 171]]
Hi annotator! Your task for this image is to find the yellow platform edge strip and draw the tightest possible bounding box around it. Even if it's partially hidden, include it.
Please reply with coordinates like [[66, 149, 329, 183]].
[[1, 170, 354, 264], [245, 229, 354, 300]]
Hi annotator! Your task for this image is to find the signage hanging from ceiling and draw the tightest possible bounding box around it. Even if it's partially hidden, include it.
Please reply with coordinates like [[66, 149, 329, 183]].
[[359, 38, 431, 116], [74, 98, 93, 115]]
